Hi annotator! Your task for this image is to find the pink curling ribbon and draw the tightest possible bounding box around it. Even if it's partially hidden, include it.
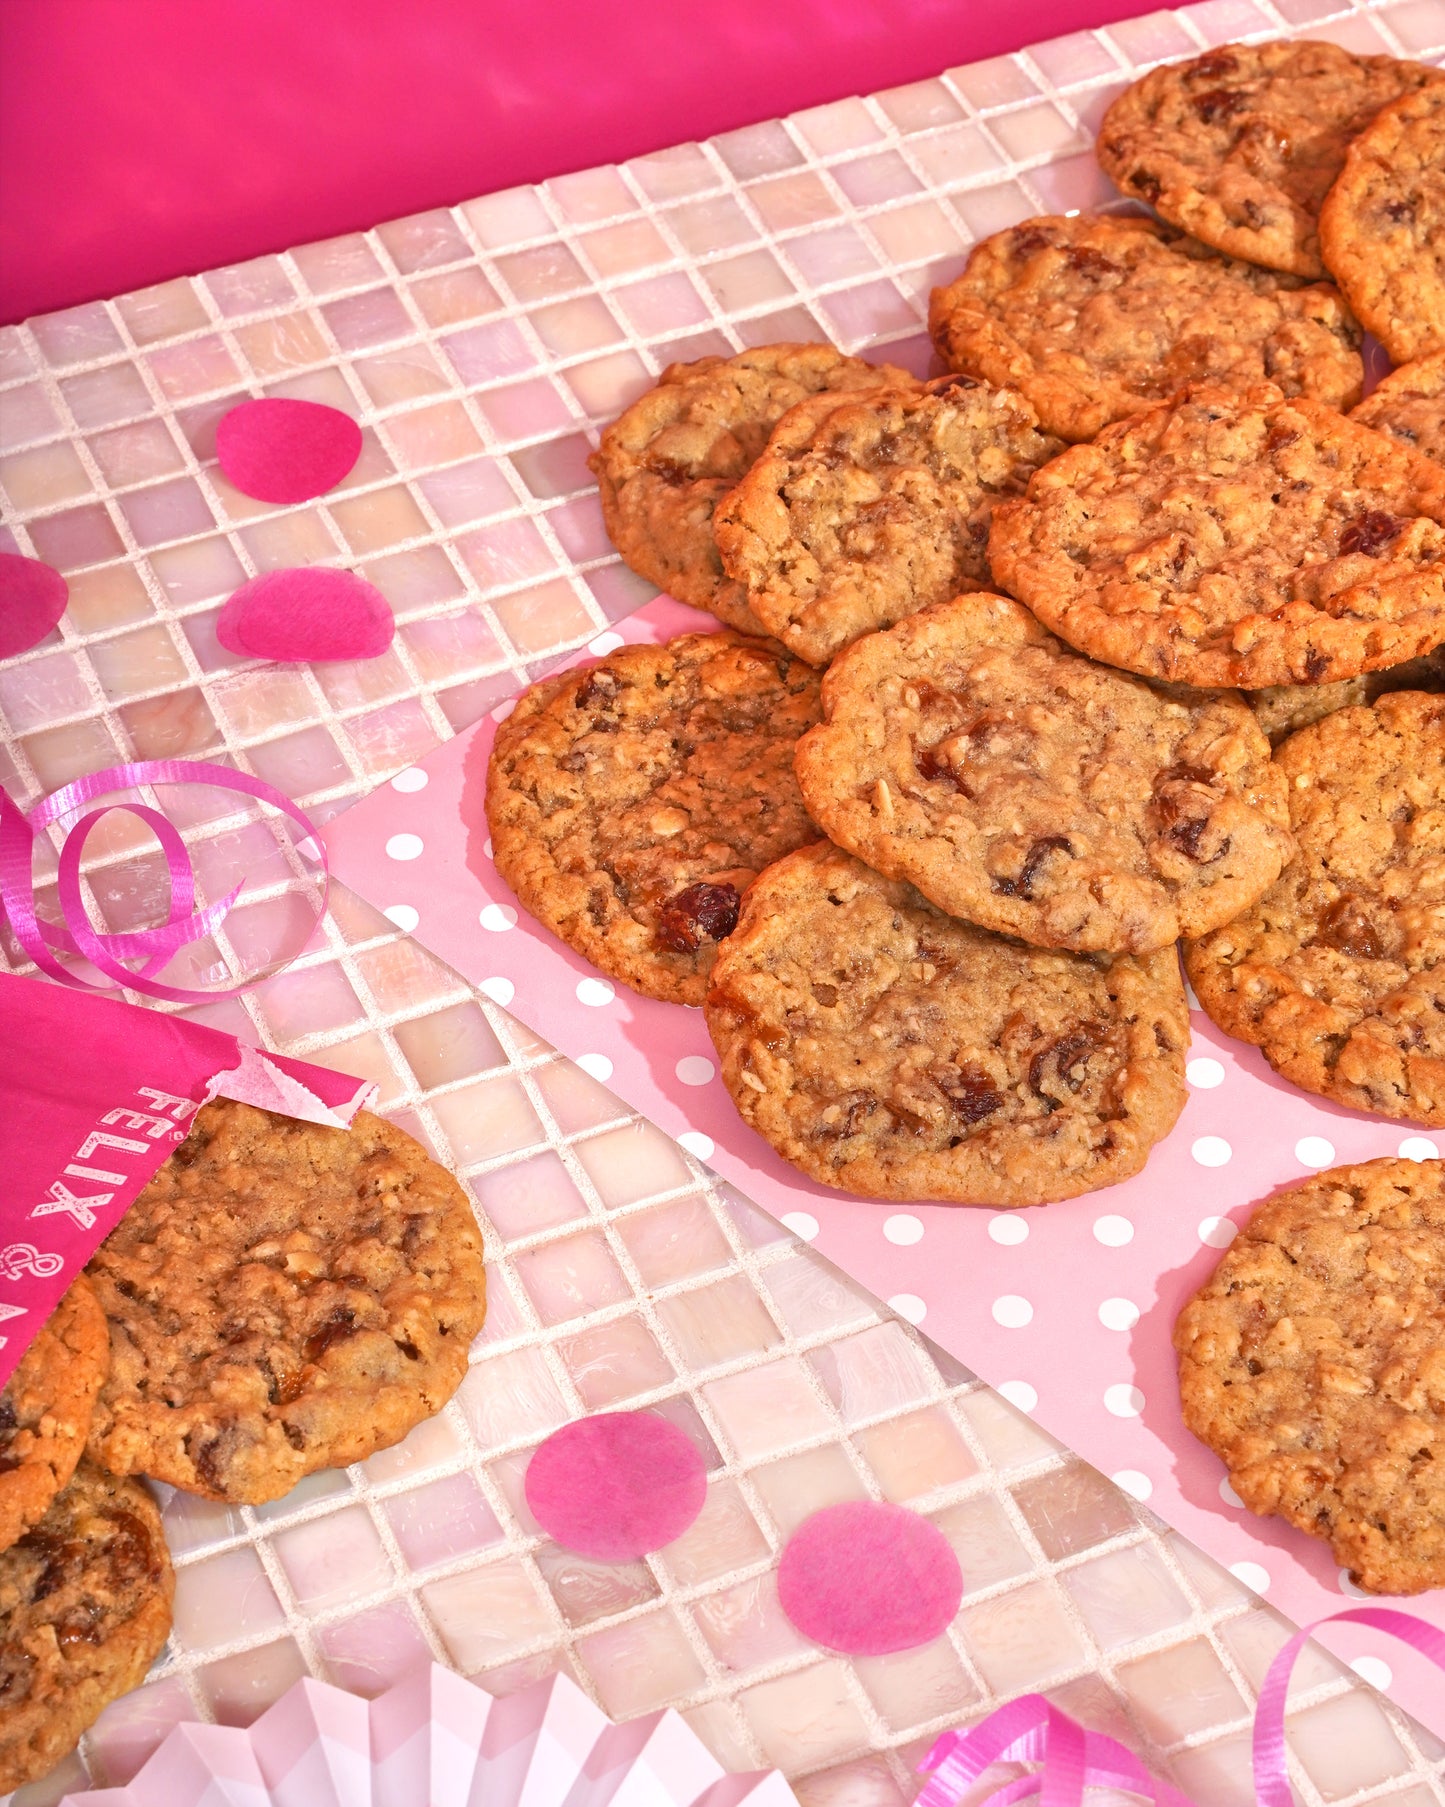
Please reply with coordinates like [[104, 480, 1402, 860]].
[[1254, 1608, 1445, 1805], [0, 759, 326, 1002], [917, 1694, 1199, 1807]]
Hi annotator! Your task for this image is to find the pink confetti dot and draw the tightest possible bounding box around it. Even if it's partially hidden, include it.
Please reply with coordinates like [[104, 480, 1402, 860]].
[[777, 1500, 963, 1656], [0, 553, 68, 658], [524, 1410, 707, 1560], [216, 397, 362, 503], [216, 568, 394, 663]]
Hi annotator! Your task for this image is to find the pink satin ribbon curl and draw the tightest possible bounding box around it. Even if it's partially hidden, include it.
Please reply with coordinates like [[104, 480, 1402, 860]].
[[0, 759, 326, 1002]]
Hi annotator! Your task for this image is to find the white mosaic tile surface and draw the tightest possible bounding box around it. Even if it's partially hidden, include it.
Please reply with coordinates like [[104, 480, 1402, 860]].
[[4, 2, 1445, 1802]]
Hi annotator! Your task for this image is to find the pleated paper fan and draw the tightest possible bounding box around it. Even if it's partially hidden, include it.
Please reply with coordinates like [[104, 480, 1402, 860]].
[[62, 1666, 797, 1806]]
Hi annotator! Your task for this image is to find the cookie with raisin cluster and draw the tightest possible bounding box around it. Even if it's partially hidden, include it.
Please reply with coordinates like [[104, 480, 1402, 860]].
[[1176, 1156, 1445, 1594], [1097, 40, 1442, 277], [1351, 353, 1445, 467], [487, 632, 823, 1003], [1186, 691, 1445, 1123], [86, 1099, 487, 1503], [0, 1463, 173, 1791], [705, 843, 1187, 1206], [928, 212, 1362, 443], [794, 592, 1292, 954]]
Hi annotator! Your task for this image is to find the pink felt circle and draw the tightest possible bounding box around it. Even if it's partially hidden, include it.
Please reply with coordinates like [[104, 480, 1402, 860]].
[[216, 397, 363, 503], [778, 1501, 963, 1655], [216, 568, 395, 664], [524, 1411, 707, 1560], [0, 553, 69, 658]]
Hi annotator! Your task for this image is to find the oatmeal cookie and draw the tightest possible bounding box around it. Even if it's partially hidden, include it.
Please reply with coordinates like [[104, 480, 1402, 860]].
[[1097, 40, 1442, 277], [1351, 352, 1445, 466], [86, 1100, 487, 1503], [794, 592, 1292, 955], [1321, 84, 1445, 365], [0, 1277, 108, 1554], [928, 213, 1362, 444], [1176, 1157, 1445, 1594], [487, 633, 823, 1004], [988, 381, 1445, 689], [1248, 644, 1445, 743], [714, 377, 1062, 667], [590, 344, 913, 630], [0, 1463, 172, 1791], [704, 842, 1188, 1206], [1185, 691, 1445, 1124]]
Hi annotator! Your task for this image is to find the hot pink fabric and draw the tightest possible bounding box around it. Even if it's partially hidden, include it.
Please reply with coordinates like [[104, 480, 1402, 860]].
[[1, 0, 1158, 323], [216, 568, 395, 663], [0, 553, 67, 658], [216, 399, 362, 505], [778, 1501, 963, 1655], [523, 1411, 707, 1560]]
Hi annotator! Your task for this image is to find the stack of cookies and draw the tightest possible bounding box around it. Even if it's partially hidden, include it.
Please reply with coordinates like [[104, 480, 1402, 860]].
[[0, 1100, 488, 1789], [488, 36, 1445, 1591]]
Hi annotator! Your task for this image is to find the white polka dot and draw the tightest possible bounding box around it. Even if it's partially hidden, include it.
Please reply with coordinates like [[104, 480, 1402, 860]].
[[992, 1294, 1033, 1328], [1184, 975, 1201, 1010], [1294, 1135, 1335, 1169], [389, 767, 428, 793], [479, 977, 514, 1007], [491, 698, 517, 722], [1186, 1056, 1225, 1088], [782, 1212, 819, 1242], [1398, 1136, 1439, 1162], [1338, 1568, 1370, 1599], [576, 977, 615, 1006], [1098, 1297, 1140, 1332], [385, 832, 424, 861], [988, 1214, 1029, 1245], [1093, 1214, 1134, 1247], [889, 1293, 927, 1325], [480, 903, 517, 932], [678, 1131, 714, 1161], [1104, 1384, 1145, 1418], [576, 1053, 613, 1082], [675, 1055, 715, 1086], [483, 837, 493, 861], [998, 1380, 1037, 1414], [1198, 1216, 1238, 1249], [1219, 1478, 1244, 1508], [1113, 1470, 1153, 1502], [1230, 1561, 1270, 1595], [1350, 1655, 1392, 1691], [1191, 1135, 1232, 1167], [588, 631, 625, 655], [383, 904, 419, 932], [883, 1213, 924, 1246]]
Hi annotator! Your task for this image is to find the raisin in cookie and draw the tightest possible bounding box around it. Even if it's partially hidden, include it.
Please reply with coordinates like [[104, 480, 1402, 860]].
[[1249, 645, 1445, 744], [1176, 1157, 1445, 1595], [928, 213, 1362, 444], [487, 633, 823, 1004], [704, 843, 1188, 1206], [1097, 41, 1443, 278], [1321, 84, 1445, 366], [86, 1100, 487, 1503], [0, 1277, 108, 1555], [714, 376, 1061, 666], [988, 382, 1445, 689], [1186, 691, 1445, 1124], [590, 344, 913, 632], [794, 592, 1292, 955], [0, 1464, 172, 1791], [1351, 352, 1445, 467]]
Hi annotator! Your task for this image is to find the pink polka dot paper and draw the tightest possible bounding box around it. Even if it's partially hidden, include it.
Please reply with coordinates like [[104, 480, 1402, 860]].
[[322, 596, 1445, 1738]]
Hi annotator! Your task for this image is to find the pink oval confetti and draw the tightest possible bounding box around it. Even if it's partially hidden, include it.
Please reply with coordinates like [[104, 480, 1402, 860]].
[[216, 397, 363, 503], [778, 1501, 963, 1655], [524, 1411, 707, 1560], [0, 552, 68, 658], [216, 567, 395, 663]]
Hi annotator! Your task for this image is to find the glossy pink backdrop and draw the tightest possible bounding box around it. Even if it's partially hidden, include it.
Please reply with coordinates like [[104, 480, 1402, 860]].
[[0, 0, 1158, 324]]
